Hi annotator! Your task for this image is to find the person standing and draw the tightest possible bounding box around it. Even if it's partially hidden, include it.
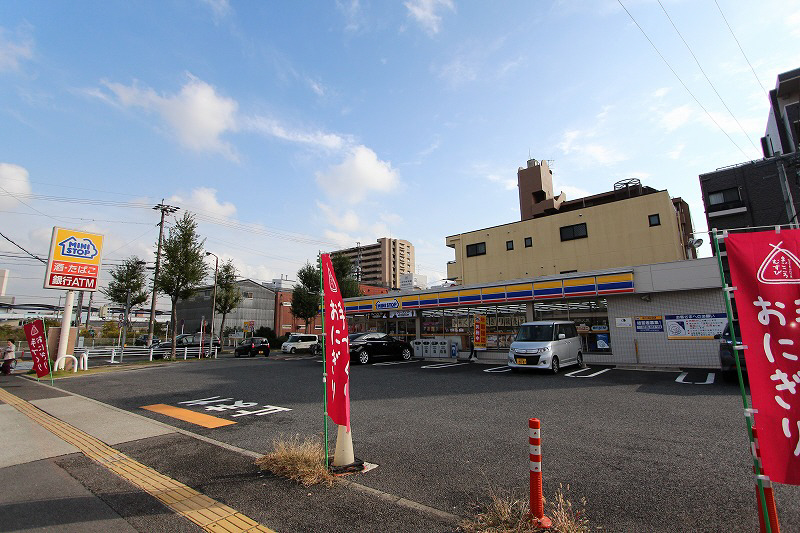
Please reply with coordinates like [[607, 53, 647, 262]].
[[1, 339, 15, 375]]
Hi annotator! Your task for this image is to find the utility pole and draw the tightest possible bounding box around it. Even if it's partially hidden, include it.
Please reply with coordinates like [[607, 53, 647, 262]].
[[205, 251, 219, 342], [147, 200, 179, 347], [85, 291, 93, 328]]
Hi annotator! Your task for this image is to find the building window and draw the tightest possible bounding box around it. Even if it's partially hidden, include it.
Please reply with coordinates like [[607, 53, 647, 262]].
[[524, 237, 532, 248], [707, 187, 743, 212], [506, 240, 514, 251], [649, 214, 661, 227], [466, 242, 486, 257], [243, 291, 254, 299], [560, 270, 577, 274], [559, 223, 588, 242]]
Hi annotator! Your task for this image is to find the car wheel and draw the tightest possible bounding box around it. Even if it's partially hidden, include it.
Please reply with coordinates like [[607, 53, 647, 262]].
[[235, 352, 240, 358], [401, 348, 412, 361], [265, 350, 270, 357], [358, 349, 370, 364], [249, 351, 255, 357], [576, 352, 583, 368], [290, 347, 296, 354], [551, 356, 560, 374]]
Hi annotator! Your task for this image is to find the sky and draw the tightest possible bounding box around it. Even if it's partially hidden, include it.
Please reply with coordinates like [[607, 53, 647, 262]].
[[1, 0, 800, 309]]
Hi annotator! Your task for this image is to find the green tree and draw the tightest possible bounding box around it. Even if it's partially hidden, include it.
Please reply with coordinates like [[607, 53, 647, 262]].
[[214, 260, 242, 340], [291, 262, 320, 333], [102, 257, 149, 308], [331, 253, 362, 298], [154, 212, 208, 358]]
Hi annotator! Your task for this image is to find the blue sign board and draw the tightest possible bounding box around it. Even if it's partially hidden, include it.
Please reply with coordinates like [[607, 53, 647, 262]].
[[635, 316, 664, 332]]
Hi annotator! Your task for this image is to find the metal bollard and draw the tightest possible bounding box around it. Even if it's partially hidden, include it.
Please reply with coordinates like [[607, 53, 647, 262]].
[[149, 347, 154, 362], [213, 347, 218, 358], [184, 347, 188, 360], [529, 418, 552, 528]]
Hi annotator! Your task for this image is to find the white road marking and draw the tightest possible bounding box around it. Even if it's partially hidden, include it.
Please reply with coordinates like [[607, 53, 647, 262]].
[[675, 372, 716, 385], [373, 360, 419, 366], [420, 362, 469, 369], [565, 367, 611, 378], [484, 366, 512, 373]]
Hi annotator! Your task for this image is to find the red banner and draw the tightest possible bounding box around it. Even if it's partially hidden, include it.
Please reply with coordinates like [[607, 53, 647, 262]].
[[23, 319, 51, 378], [727, 230, 800, 485], [321, 254, 350, 430]]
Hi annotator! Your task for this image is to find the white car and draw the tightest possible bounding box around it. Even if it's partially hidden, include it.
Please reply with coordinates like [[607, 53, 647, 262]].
[[507, 320, 583, 373], [281, 334, 319, 354]]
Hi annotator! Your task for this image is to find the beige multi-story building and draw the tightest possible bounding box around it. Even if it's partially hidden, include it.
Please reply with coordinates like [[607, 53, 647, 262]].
[[446, 159, 694, 285], [334, 237, 415, 289]]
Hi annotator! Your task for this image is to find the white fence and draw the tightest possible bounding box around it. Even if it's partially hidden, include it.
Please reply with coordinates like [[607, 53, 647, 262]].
[[75, 345, 218, 364]]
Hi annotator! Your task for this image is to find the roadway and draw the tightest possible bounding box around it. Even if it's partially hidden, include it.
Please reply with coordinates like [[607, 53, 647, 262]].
[[51, 354, 800, 532]]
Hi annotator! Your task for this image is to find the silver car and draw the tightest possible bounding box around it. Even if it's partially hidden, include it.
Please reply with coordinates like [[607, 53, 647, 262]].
[[507, 320, 583, 373]]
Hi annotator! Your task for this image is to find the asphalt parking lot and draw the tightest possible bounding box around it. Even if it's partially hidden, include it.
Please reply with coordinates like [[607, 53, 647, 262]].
[[53, 355, 799, 532]]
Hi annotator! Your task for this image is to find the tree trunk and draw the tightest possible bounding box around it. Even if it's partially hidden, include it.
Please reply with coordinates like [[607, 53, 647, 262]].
[[170, 300, 178, 360], [219, 312, 228, 349]]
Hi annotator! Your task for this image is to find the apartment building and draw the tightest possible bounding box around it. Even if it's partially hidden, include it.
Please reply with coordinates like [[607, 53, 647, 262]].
[[333, 238, 415, 289]]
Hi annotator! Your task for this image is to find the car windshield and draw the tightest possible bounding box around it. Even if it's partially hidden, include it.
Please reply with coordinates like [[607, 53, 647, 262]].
[[287, 335, 302, 342], [349, 333, 367, 341], [238, 338, 251, 345], [515, 324, 554, 342]]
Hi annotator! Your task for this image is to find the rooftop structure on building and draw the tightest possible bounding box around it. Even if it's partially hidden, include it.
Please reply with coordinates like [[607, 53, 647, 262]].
[[332, 237, 415, 289], [446, 159, 695, 286]]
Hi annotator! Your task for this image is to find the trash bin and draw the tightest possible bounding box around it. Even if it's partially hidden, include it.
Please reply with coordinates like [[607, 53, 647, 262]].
[[422, 340, 432, 357], [412, 340, 424, 359], [435, 340, 449, 357]]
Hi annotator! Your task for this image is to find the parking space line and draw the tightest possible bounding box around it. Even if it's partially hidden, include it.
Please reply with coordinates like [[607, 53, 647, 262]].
[[675, 372, 716, 385], [373, 360, 419, 366], [564, 367, 611, 378], [141, 404, 237, 428], [484, 366, 512, 373], [420, 362, 469, 369]]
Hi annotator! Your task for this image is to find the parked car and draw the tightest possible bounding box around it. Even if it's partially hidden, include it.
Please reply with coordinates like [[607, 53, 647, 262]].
[[152, 333, 220, 358], [717, 322, 746, 382], [507, 320, 583, 373], [281, 334, 319, 354], [134, 335, 160, 346], [234, 337, 270, 357], [349, 332, 413, 364]]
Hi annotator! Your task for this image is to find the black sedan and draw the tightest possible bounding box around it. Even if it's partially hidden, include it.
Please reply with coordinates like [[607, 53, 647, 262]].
[[234, 337, 270, 357], [348, 333, 413, 364]]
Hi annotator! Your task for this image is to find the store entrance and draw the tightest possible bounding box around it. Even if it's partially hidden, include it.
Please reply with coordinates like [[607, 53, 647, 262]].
[[533, 298, 610, 354]]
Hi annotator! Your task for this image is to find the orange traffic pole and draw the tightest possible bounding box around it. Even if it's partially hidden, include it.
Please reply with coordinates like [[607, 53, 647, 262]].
[[751, 425, 780, 533], [529, 418, 552, 529]]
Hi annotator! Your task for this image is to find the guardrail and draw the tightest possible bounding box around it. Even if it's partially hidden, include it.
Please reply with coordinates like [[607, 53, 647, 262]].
[[74, 345, 218, 364]]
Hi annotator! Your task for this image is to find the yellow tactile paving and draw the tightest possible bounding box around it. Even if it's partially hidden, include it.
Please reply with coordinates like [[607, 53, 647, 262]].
[[0, 387, 276, 533]]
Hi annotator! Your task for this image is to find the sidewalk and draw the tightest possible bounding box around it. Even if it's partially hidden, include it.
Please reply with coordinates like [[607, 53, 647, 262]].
[[0, 375, 459, 532]]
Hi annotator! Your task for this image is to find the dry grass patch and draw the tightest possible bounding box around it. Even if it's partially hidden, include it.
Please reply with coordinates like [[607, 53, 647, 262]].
[[461, 484, 590, 533], [255, 435, 334, 487]]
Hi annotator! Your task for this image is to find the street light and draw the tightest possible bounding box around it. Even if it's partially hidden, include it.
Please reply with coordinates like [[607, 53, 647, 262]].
[[206, 252, 219, 343]]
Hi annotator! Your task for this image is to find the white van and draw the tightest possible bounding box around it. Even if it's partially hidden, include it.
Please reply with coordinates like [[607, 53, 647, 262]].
[[507, 320, 583, 373], [281, 333, 319, 354]]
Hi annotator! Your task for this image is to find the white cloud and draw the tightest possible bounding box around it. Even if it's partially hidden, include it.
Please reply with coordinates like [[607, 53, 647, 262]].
[[436, 57, 477, 86], [316, 201, 361, 232], [554, 183, 591, 201], [652, 87, 671, 99], [168, 187, 237, 218], [315, 145, 399, 204], [487, 172, 517, 191], [583, 144, 626, 165], [102, 75, 239, 159], [660, 105, 693, 132], [0, 27, 34, 72], [337, 0, 364, 32], [243, 116, 347, 150], [0, 163, 32, 208], [787, 10, 800, 37], [557, 129, 626, 166], [405, 0, 454, 36], [201, 0, 231, 20], [667, 143, 685, 160]]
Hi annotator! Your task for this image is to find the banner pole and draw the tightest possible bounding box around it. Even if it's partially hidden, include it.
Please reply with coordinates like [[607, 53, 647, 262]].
[[711, 229, 772, 533], [319, 253, 329, 469]]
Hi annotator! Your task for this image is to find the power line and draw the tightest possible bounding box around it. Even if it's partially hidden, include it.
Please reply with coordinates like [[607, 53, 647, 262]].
[[0, 231, 47, 264], [713, 0, 770, 98], [0, 210, 153, 225], [616, 0, 749, 159], [657, 0, 758, 153]]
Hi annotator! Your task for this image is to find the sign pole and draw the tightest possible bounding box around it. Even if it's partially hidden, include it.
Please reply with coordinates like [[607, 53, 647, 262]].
[[319, 253, 329, 469], [43, 318, 54, 386], [55, 290, 75, 371], [711, 229, 773, 532]]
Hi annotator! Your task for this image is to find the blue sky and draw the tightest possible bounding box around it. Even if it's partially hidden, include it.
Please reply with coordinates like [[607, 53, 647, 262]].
[[1, 0, 799, 307]]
